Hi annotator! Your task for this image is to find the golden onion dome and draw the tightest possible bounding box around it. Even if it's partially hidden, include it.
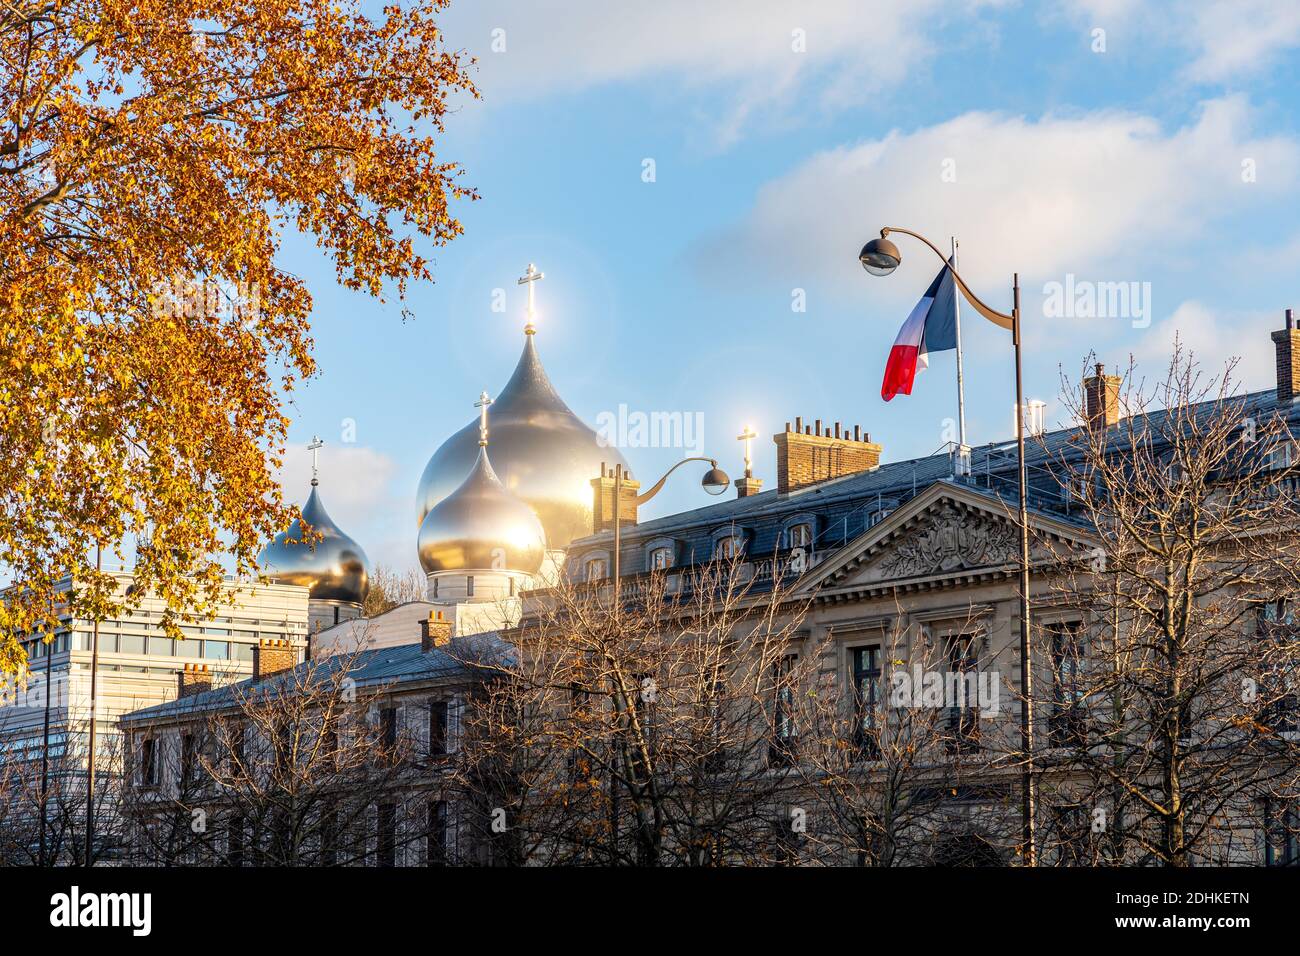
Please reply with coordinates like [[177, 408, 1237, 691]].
[[415, 332, 630, 550], [417, 445, 547, 574], [258, 482, 371, 604]]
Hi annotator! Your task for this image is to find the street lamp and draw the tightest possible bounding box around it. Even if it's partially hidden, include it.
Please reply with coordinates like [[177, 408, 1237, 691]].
[[609, 457, 729, 615], [859, 225, 1037, 866]]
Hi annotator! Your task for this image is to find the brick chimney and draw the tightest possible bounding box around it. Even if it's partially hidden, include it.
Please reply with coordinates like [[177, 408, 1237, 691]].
[[1272, 309, 1300, 404], [774, 417, 882, 494], [1083, 363, 1120, 430], [590, 463, 641, 533], [421, 610, 453, 652], [177, 662, 212, 699], [252, 638, 297, 682], [735, 473, 763, 497]]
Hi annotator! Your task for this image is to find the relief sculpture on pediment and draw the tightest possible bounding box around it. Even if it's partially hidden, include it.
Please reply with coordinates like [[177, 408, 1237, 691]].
[[876, 504, 1020, 578]]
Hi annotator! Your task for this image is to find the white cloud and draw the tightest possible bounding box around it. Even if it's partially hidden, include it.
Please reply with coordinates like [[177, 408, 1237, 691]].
[[695, 95, 1298, 294], [1060, 0, 1300, 83], [440, 0, 995, 146], [277, 444, 398, 523], [1179, 0, 1300, 82], [1131, 300, 1279, 390]]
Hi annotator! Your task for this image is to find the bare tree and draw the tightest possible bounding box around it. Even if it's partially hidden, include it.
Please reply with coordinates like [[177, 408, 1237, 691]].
[[795, 605, 1013, 866], [1033, 349, 1300, 866], [457, 554, 815, 866], [125, 648, 440, 866], [0, 729, 126, 866]]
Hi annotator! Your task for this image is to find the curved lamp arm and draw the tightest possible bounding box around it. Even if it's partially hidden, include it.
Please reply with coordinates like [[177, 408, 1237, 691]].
[[881, 226, 1015, 331], [632, 456, 718, 506]]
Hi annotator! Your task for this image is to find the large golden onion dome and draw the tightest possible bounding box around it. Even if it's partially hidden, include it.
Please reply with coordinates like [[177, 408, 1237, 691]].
[[258, 481, 371, 604], [415, 331, 630, 550], [417, 443, 547, 574]]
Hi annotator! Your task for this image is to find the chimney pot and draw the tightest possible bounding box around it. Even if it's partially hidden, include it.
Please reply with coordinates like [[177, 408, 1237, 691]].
[[421, 612, 453, 652], [1272, 312, 1300, 403], [1084, 364, 1121, 429], [773, 417, 883, 493]]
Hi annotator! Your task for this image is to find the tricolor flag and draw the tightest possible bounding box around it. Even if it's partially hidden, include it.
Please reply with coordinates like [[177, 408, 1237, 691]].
[[881, 260, 960, 401]]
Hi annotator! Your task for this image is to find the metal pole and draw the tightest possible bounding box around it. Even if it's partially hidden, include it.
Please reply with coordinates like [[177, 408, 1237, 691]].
[[612, 465, 622, 621], [1012, 274, 1036, 866], [610, 465, 621, 864], [84, 544, 102, 868], [952, 237, 967, 448], [39, 601, 53, 866]]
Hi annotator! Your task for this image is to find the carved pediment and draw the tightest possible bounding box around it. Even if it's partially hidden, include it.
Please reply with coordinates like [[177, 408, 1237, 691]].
[[874, 503, 1020, 580], [795, 481, 1099, 597]]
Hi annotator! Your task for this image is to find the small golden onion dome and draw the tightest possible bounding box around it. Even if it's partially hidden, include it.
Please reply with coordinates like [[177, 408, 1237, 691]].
[[415, 334, 630, 551], [258, 483, 371, 604], [417, 446, 547, 575]]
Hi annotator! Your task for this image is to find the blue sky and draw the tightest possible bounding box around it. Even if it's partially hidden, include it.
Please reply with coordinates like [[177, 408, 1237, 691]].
[[280, 0, 1300, 572]]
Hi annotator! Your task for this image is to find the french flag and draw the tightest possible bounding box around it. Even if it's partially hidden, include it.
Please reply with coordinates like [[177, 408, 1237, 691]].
[[881, 260, 959, 401]]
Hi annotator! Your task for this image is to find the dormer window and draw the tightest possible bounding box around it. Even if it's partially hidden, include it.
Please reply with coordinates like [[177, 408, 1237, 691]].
[[786, 523, 812, 549], [649, 547, 673, 571], [586, 557, 607, 582], [716, 535, 741, 560], [1267, 440, 1298, 471]]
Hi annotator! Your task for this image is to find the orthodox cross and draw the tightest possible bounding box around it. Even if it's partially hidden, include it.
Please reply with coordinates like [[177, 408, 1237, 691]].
[[737, 425, 757, 477], [517, 262, 545, 334], [308, 436, 324, 486], [475, 391, 493, 446]]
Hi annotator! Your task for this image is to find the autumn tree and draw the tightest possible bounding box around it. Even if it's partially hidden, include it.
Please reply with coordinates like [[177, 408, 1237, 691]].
[[0, 0, 477, 674], [364, 564, 428, 618], [1032, 351, 1300, 866]]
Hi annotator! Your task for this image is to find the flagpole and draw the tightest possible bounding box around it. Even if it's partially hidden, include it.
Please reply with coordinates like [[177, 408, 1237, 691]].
[[952, 236, 967, 448]]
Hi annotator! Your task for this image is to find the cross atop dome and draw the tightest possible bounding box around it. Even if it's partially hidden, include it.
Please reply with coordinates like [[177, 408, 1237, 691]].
[[517, 262, 544, 335], [737, 425, 757, 477], [475, 391, 492, 446], [308, 435, 324, 486]]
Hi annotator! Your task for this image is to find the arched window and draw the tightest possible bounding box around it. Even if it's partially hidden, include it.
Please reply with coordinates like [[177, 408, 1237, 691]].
[[786, 523, 812, 549], [586, 557, 607, 582], [649, 546, 673, 571]]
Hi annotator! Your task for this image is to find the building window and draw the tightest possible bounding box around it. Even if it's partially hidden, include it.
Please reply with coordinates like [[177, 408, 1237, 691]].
[[180, 732, 196, 787], [851, 646, 882, 758], [380, 707, 398, 749], [1267, 441, 1298, 471], [428, 800, 448, 866], [1051, 803, 1094, 865], [716, 534, 742, 561], [1265, 798, 1299, 866], [465, 575, 475, 598], [586, 557, 607, 582], [649, 546, 673, 571], [322, 809, 339, 866], [945, 633, 981, 752], [770, 654, 798, 767], [376, 804, 397, 868], [228, 816, 245, 867], [140, 737, 158, 787], [1048, 621, 1087, 748], [1256, 601, 1299, 733], [786, 523, 812, 549], [429, 700, 448, 757]]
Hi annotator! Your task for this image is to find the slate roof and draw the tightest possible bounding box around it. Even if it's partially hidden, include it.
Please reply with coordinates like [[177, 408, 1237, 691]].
[[120, 632, 511, 725], [568, 386, 1297, 578]]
